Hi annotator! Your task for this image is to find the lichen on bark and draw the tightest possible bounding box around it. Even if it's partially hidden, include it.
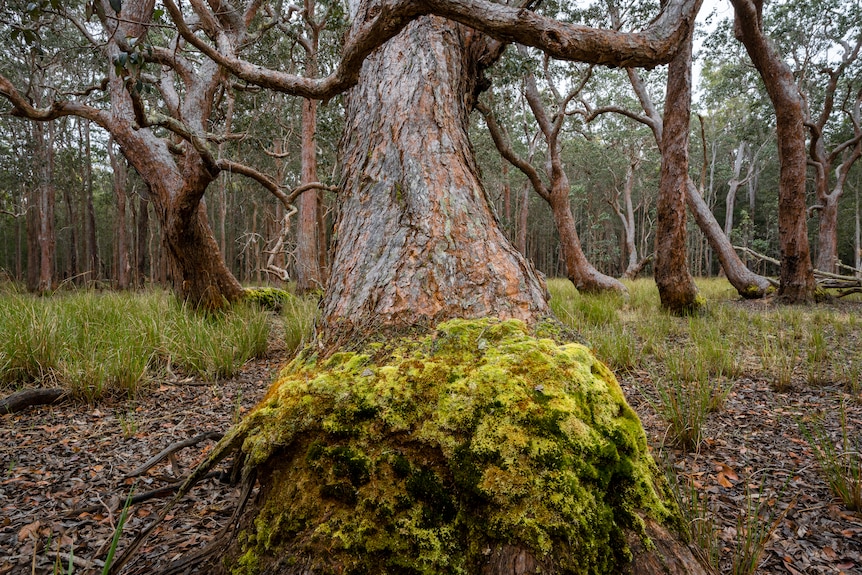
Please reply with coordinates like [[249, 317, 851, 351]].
[[224, 318, 680, 575]]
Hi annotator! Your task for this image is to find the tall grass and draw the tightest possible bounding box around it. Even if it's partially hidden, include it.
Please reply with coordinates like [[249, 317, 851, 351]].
[[0, 289, 273, 400]]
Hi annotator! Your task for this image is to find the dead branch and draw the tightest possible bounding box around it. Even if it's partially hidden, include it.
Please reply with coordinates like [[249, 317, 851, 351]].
[[735, 245, 862, 289], [124, 431, 223, 479], [0, 388, 66, 414]]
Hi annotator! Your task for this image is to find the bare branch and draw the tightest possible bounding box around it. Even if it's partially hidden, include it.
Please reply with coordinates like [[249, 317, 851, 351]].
[[476, 100, 550, 202]]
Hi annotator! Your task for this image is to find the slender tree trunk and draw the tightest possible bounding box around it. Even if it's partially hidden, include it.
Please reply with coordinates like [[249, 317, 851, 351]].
[[655, 29, 701, 313], [517, 183, 530, 256], [724, 141, 746, 237], [62, 177, 78, 282], [856, 185, 861, 276], [26, 179, 39, 292], [136, 193, 150, 286], [83, 121, 99, 283], [321, 16, 548, 346], [296, 1, 326, 294], [109, 139, 130, 289], [29, 121, 56, 294], [731, 0, 816, 302]]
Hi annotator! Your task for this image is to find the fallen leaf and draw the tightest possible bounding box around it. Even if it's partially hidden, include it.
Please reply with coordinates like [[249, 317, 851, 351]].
[[17, 521, 40, 542]]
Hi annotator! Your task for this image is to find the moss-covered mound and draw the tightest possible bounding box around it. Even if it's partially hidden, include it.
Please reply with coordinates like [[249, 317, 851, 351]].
[[228, 318, 677, 575]]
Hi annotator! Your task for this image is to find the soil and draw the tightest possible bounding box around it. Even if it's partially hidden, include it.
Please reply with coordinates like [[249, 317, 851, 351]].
[[1, 330, 860, 574]]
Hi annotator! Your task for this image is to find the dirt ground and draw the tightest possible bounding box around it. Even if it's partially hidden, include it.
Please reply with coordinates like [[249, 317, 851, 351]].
[[1, 336, 860, 574]]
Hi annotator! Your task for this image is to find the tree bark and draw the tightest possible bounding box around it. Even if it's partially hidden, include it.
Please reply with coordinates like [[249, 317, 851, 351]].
[[655, 28, 701, 313], [724, 141, 747, 237], [109, 139, 130, 290], [83, 121, 99, 283], [731, 0, 816, 302], [320, 17, 549, 346]]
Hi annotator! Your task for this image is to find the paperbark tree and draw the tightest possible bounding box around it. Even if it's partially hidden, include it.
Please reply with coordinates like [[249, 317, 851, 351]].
[[730, 0, 816, 302]]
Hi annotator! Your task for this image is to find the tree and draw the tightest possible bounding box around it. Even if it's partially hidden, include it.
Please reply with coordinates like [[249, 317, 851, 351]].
[[654, 22, 702, 313], [579, 0, 773, 299], [729, 0, 817, 302], [478, 52, 627, 295], [103, 1, 714, 574]]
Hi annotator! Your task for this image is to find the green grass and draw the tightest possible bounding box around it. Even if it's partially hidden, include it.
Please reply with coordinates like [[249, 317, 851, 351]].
[[0, 289, 275, 401], [549, 277, 862, 448]]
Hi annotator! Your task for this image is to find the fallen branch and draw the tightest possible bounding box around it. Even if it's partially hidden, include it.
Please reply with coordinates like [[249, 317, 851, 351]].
[[66, 471, 224, 516], [734, 246, 862, 289], [0, 388, 66, 414], [124, 431, 223, 479]]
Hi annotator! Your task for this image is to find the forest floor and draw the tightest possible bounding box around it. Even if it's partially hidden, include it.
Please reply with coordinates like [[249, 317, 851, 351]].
[[1, 305, 861, 575]]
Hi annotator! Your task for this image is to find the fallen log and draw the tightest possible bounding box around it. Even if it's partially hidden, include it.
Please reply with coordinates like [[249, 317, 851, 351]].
[[0, 388, 66, 414]]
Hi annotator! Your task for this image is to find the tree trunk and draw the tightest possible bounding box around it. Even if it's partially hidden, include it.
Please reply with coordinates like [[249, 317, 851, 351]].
[[109, 139, 130, 290], [517, 182, 530, 256], [731, 0, 816, 302], [83, 121, 99, 283], [624, 67, 771, 297], [724, 141, 746, 237], [136, 193, 150, 286], [295, 0, 326, 294], [33, 121, 55, 294], [295, 97, 324, 292], [685, 180, 772, 297], [815, 193, 840, 274], [321, 17, 549, 346], [655, 28, 701, 313]]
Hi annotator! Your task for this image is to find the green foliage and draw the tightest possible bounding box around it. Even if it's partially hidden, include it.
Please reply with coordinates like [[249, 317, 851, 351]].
[[280, 294, 319, 355], [229, 318, 677, 574]]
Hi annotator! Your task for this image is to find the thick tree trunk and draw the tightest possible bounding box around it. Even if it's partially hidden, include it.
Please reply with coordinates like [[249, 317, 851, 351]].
[[321, 17, 549, 345], [655, 29, 701, 313], [731, 0, 816, 302]]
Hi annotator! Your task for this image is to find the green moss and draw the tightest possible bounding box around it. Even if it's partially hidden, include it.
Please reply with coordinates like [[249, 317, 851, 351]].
[[244, 287, 293, 312], [229, 318, 677, 574]]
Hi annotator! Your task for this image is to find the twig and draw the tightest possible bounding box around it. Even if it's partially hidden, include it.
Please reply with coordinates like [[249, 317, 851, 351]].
[[66, 471, 223, 516], [124, 431, 223, 478]]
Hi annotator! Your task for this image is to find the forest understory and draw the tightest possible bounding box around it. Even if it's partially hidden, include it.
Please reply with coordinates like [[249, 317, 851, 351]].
[[1, 297, 861, 575]]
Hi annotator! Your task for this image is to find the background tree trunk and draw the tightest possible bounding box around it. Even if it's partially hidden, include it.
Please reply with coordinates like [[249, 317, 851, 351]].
[[321, 16, 549, 346], [655, 29, 701, 313], [731, 0, 816, 302]]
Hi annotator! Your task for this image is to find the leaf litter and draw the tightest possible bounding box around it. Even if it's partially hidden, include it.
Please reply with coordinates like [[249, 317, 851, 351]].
[[1, 344, 861, 574]]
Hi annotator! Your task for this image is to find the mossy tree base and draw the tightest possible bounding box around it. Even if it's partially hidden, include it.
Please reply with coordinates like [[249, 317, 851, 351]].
[[215, 319, 706, 575]]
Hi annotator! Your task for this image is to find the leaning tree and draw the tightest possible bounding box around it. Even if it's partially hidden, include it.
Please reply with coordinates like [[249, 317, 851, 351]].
[[109, 0, 712, 573]]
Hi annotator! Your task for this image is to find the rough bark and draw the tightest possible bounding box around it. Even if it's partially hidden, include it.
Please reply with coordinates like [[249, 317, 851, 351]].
[[320, 17, 550, 346], [295, 0, 326, 293], [108, 139, 130, 290], [654, 28, 701, 313], [730, 0, 816, 302]]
